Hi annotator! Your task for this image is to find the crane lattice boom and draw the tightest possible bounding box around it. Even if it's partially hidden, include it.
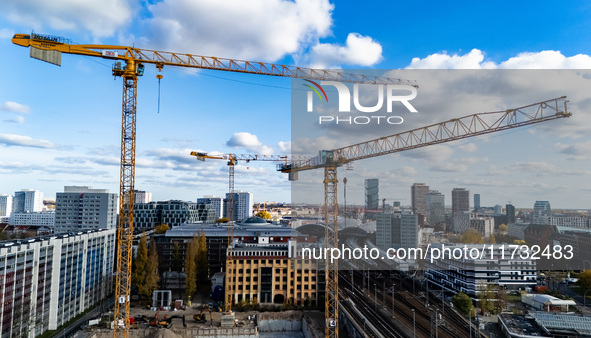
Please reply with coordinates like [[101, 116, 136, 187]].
[[280, 96, 570, 173]]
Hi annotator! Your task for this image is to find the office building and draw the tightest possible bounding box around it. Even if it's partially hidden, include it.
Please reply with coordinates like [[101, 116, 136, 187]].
[[533, 201, 551, 224], [426, 243, 537, 298], [0, 229, 115, 337], [10, 211, 55, 227], [375, 212, 418, 250], [474, 193, 480, 210], [452, 211, 471, 234], [197, 196, 224, 220], [411, 183, 429, 226], [225, 191, 253, 222], [134, 200, 208, 229], [506, 204, 516, 224], [134, 190, 152, 204], [229, 239, 318, 305], [494, 204, 503, 214], [452, 188, 470, 217], [426, 190, 445, 228], [13, 189, 44, 213], [470, 216, 495, 239], [54, 186, 118, 233], [364, 179, 379, 210], [0, 195, 12, 217]]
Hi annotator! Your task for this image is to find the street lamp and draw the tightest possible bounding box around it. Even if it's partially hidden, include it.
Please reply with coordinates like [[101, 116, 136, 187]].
[[412, 309, 416, 338]]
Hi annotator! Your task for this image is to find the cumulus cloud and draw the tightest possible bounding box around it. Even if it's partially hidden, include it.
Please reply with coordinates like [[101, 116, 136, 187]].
[[143, 0, 333, 62], [0, 134, 54, 148], [308, 33, 382, 68], [226, 132, 273, 155], [0, 101, 31, 114], [278, 141, 291, 153], [1, 0, 135, 38], [407, 49, 591, 69]]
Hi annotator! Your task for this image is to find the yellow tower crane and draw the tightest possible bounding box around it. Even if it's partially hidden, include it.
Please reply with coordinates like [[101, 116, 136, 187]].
[[12, 32, 410, 337], [276, 96, 570, 338]]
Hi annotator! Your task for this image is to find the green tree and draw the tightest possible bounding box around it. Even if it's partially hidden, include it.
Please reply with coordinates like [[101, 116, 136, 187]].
[[172, 241, 182, 290], [185, 235, 199, 301], [133, 233, 148, 293], [155, 223, 169, 234], [460, 228, 484, 244], [255, 211, 272, 219], [143, 238, 160, 298], [577, 270, 591, 294], [196, 231, 209, 283], [452, 292, 473, 315]]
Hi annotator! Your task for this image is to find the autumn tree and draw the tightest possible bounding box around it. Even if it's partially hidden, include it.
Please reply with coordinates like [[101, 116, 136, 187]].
[[144, 238, 160, 298], [255, 211, 271, 219], [499, 224, 508, 234], [133, 233, 148, 294], [488, 233, 496, 244], [155, 223, 170, 234], [452, 292, 473, 315], [460, 228, 484, 244], [185, 235, 199, 301], [216, 217, 230, 224], [195, 231, 209, 283], [172, 241, 182, 289], [577, 270, 591, 297]]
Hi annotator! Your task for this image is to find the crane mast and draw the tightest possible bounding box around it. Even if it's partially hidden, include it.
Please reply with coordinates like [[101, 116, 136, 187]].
[[13, 31, 406, 338]]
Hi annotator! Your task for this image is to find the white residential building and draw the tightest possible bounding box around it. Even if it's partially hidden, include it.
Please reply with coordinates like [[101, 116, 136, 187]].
[[197, 196, 224, 220], [0, 195, 12, 217], [134, 190, 152, 204], [54, 186, 118, 233], [225, 191, 253, 222], [0, 229, 116, 337], [471, 216, 495, 238], [12, 189, 44, 213], [10, 211, 55, 227]]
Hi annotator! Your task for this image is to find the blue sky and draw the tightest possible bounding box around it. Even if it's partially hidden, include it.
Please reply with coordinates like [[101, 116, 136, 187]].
[[1, 1, 591, 209]]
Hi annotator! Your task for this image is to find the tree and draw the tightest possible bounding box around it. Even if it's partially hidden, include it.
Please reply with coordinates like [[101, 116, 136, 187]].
[[144, 238, 160, 298], [577, 270, 591, 294], [185, 235, 199, 301], [216, 217, 229, 224], [499, 224, 508, 234], [195, 232, 209, 283], [155, 224, 169, 234], [488, 233, 496, 244], [452, 292, 473, 315], [255, 211, 271, 219], [133, 233, 148, 294], [459, 228, 484, 244], [172, 241, 182, 290]]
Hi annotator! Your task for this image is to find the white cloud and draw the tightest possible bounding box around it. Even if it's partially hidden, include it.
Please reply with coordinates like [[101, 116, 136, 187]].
[[508, 161, 591, 176], [278, 141, 291, 153], [555, 141, 591, 160], [226, 132, 273, 155], [3, 116, 25, 124], [0, 101, 31, 114], [143, 0, 333, 62], [1, 0, 135, 38], [0, 134, 54, 148], [459, 143, 477, 152], [308, 33, 382, 68], [406, 49, 591, 69]]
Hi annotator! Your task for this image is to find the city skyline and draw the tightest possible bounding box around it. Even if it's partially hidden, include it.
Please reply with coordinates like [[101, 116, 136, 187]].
[[1, 2, 591, 207]]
